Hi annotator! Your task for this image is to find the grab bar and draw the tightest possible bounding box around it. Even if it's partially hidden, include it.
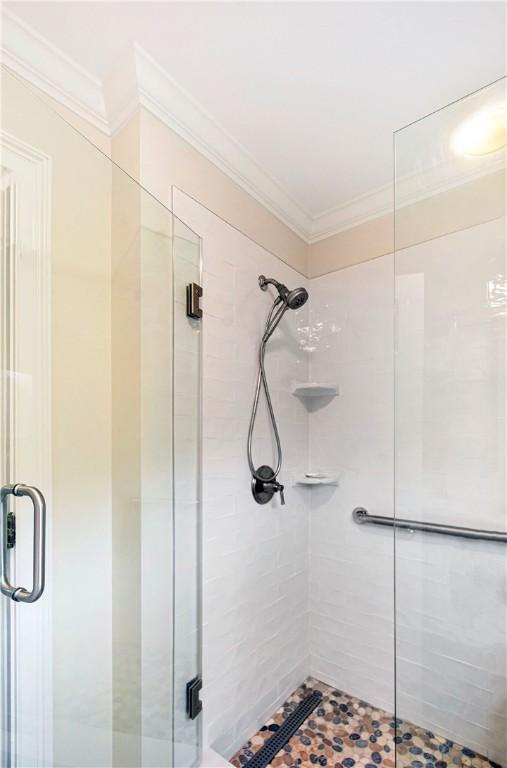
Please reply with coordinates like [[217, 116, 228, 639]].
[[352, 507, 507, 543]]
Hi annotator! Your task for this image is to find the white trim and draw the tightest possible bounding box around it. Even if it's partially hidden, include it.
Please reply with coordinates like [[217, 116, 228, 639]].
[[0, 9, 108, 133], [2, 8, 504, 247], [309, 183, 393, 243], [0, 130, 52, 768], [308, 152, 506, 243], [107, 44, 312, 240], [1, 9, 311, 239]]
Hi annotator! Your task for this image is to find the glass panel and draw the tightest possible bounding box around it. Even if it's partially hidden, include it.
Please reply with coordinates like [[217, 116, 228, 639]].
[[0, 67, 202, 767], [172, 218, 201, 768], [394, 78, 506, 766]]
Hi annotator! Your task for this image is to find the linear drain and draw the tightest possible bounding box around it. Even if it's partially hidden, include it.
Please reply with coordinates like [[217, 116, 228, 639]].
[[243, 690, 323, 768]]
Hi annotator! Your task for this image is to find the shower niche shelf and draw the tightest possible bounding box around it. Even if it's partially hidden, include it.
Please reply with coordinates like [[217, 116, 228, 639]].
[[291, 382, 338, 398], [294, 474, 339, 487]]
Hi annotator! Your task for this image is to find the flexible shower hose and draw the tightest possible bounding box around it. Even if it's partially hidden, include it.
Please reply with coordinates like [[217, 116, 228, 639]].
[[247, 297, 288, 483]]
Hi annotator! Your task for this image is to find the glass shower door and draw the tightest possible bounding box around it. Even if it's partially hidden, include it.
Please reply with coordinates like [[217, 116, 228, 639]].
[[172, 217, 202, 768], [394, 78, 506, 767], [1, 67, 202, 767]]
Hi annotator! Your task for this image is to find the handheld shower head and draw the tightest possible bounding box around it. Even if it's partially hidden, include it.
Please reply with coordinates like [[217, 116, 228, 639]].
[[286, 286, 309, 310], [248, 274, 310, 504], [258, 275, 308, 310]]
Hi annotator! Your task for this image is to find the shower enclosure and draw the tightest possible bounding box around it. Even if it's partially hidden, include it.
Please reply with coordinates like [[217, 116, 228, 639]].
[[0, 68, 202, 767], [1, 55, 506, 768], [394, 78, 506, 764]]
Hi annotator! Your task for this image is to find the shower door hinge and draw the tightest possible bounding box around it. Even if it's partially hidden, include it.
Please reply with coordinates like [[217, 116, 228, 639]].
[[186, 282, 203, 320], [6, 512, 15, 548], [186, 676, 203, 720]]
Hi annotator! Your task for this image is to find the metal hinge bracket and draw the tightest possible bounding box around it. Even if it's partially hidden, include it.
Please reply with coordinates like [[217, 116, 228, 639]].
[[186, 676, 202, 720], [186, 283, 203, 320]]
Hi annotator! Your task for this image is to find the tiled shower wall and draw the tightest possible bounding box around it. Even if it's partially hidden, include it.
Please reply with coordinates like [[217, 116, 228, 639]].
[[394, 219, 506, 763], [173, 190, 311, 760], [308, 218, 506, 765], [174, 187, 505, 765], [308, 255, 395, 712]]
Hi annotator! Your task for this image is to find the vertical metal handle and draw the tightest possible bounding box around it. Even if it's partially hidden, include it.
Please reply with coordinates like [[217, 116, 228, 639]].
[[1, 484, 46, 603]]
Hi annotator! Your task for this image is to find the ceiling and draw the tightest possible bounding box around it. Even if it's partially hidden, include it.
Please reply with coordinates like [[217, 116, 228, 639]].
[[3, 1, 506, 233]]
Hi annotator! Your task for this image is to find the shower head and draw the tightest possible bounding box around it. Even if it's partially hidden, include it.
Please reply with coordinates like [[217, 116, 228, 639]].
[[285, 286, 309, 310], [258, 275, 309, 310]]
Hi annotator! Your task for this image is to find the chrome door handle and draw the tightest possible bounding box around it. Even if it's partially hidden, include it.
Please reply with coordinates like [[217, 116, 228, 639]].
[[1, 484, 46, 603]]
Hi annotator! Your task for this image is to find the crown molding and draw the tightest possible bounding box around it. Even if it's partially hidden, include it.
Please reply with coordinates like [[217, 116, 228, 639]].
[[309, 184, 393, 243], [395, 152, 506, 210], [1, 9, 109, 133], [1, 8, 312, 240], [308, 150, 506, 243], [104, 43, 313, 240], [2, 9, 504, 249]]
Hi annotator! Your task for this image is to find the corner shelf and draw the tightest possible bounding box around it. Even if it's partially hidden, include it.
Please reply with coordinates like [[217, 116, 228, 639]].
[[294, 474, 339, 487], [291, 382, 338, 398]]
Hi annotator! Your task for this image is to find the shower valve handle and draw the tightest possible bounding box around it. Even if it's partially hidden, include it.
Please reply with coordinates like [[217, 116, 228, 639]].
[[251, 466, 285, 506], [270, 479, 285, 505], [265, 480, 285, 504]]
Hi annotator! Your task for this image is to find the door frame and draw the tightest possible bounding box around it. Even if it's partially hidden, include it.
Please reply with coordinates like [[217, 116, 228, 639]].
[[1, 130, 52, 767]]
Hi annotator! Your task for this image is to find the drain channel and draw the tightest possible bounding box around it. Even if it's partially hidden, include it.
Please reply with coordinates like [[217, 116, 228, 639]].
[[243, 690, 323, 768]]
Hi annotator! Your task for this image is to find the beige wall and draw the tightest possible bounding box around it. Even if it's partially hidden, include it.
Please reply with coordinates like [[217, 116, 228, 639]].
[[110, 122, 142, 766], [111, 112, 140, 179], [308, 213, 393, 277], [2, 65, 111, 157], [42, 90, 111, 157], [395, 168, 506, 251]]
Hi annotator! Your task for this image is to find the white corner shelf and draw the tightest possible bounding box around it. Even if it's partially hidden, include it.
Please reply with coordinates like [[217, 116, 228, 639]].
[[291, 382, 338, 398], [294, 474, 339, 487]]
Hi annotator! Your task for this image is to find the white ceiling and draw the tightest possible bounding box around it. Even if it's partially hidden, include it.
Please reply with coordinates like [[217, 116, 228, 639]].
[[3, 1, 506, 226]]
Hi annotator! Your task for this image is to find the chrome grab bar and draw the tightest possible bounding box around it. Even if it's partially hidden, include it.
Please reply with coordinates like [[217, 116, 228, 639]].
[[353, 507, 507, 543], [1, 484, 46, 602]]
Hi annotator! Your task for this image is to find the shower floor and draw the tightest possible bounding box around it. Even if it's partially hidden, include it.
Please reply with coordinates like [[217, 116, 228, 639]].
[[230, 677, 500, 768]]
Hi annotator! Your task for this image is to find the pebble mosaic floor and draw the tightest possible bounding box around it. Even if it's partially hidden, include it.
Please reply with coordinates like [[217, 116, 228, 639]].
[[231, 677, 501, 768]]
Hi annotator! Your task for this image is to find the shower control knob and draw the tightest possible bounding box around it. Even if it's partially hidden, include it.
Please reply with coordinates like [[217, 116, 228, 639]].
[[251, 466, 286, 506]]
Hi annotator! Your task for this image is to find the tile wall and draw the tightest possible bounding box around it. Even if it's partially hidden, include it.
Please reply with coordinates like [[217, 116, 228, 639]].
[[173, 187, 505, 766], [173, 190, 312, 760], [308, 218, 506, 765]]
